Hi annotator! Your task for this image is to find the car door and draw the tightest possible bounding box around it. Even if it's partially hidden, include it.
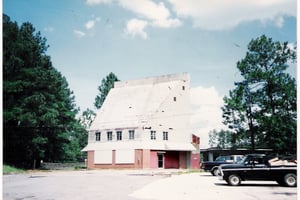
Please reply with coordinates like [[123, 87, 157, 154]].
[[244, 157, 270, 180]]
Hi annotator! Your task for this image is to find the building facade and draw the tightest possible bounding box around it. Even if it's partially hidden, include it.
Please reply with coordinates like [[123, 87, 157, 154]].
[[82, 73, 200, 169]]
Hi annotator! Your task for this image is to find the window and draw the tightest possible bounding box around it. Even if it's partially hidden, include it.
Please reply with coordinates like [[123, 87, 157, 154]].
[[182, 86, 185, 90], [117, 131, 122, 141], [173, 97, 177, 101], [107, 131, 113, 141], [163, 132, 168, 140], [95, 132, 101, 141], [129, 130, 135, 140], [150, 131, 156, 140]]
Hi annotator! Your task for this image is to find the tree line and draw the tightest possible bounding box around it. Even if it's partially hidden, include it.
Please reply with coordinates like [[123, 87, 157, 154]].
[[3, 14, 119, 168], [3, 14, 87, 168]]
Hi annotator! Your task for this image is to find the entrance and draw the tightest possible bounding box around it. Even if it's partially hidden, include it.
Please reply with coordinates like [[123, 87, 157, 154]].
[[158, 154, 164, 168]]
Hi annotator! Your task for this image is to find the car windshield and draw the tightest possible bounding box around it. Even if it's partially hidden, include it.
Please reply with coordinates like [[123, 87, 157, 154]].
[[215, 156, 225, 161], [237, 156, 247, 164], [236, 156, 243, 163], [215, 156, 232, 161]]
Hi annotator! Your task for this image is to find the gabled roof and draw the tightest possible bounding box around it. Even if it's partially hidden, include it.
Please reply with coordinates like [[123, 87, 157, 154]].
[[90, 73, 188, 130]]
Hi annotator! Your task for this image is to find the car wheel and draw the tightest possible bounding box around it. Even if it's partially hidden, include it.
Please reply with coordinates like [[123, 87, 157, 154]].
[[212, 168, 219, 176], [283, 173, 297, 187], [227, 174, 241, 186]]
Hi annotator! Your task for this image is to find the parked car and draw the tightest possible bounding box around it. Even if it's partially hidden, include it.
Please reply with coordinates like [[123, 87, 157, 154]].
[[218, 154, 297, 187], [200, 155, 244, 176]]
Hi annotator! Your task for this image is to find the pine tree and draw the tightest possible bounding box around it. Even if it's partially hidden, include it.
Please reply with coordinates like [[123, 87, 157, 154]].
[[3, 14, 86, 168], [94, 72, 119, 109], [222, 35, 296, 154]]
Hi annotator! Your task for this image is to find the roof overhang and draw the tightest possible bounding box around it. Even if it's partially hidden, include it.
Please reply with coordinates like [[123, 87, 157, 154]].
[[82, 141, 196, 152]]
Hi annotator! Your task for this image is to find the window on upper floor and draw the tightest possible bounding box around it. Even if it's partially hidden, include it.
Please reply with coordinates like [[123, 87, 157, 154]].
[[95, 132, 101, 141], [163, 131, 168, 140], [107, 131, 113, 141], [129, 130, 135, 140], [150, 131, 156, 140], [117, 131, 122, 141], [173, 97, 177, 102], [182, 86, 185, 90]]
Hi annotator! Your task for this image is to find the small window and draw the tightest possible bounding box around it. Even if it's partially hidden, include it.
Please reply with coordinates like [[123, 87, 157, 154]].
[[173, 97, 176, 102], [163, 132, 168, 140], [129, 130, 135, 140], [182, 86, 185, 90], [150, 131, 156, 140], [117, 131, 122, 141], [107, 131, 113, 141], [95, 132, 101, 141]]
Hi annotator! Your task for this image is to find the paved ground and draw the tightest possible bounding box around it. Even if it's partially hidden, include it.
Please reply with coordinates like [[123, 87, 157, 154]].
[[3, 170, 298, 200]]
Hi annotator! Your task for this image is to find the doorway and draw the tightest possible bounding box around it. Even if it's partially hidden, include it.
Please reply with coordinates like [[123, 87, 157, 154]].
[[158, 154, 164, 168]]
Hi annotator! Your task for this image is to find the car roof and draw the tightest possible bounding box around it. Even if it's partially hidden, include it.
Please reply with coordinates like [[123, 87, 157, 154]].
[[245, 154, 265, 157]]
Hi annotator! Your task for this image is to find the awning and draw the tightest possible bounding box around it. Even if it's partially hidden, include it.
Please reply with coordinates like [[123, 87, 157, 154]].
[[82, 141, 196, 152]]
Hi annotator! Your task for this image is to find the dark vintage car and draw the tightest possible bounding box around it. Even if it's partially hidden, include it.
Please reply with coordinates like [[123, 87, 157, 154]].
[[218, 154, 297, 187], [200, 155, 244, 176]]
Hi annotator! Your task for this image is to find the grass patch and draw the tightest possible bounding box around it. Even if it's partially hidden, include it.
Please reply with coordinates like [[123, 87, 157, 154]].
[[3, 164, 26, 174]]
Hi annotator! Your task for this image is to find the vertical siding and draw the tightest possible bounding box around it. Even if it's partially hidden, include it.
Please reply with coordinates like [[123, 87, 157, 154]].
[[87, 151, 94, 169], [135, 149, 142, 168], [142, 149, 151, 169], [179, 152, 187, 169], [190, 153, 200, 169], [150, 151, 158, 168]]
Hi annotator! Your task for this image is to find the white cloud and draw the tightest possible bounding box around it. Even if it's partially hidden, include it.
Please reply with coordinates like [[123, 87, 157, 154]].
[[73, 30, 86, 38], [44, 26, 54, 32], [124, 18, 148, 39], [152, 18, 181, 28], [85, 20, 96, 30], [86, 0, 181, 29], [86, 0, 112, 5], [274, 15, 284, 28], [190, 86, 225, 148], [167, 0, 296, 30], [85, 17, 101, 30], [86, 0, 296, 31], [119, 0, 181, 28]]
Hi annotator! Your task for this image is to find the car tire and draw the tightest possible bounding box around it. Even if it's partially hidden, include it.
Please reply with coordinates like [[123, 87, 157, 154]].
[[212, 168, 219, 176], [227, 174, 241, 186], [283, 173, 297, 187]]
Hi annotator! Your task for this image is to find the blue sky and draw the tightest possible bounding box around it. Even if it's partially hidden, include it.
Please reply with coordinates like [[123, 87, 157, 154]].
[[3, 0, 297, 147]]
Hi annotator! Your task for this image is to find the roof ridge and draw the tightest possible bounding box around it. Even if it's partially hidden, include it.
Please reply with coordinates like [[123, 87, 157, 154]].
[[114, 73, 188, 88]]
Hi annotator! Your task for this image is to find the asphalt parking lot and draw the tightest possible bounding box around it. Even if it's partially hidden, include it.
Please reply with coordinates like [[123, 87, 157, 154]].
[[3, 170, 298, 200]]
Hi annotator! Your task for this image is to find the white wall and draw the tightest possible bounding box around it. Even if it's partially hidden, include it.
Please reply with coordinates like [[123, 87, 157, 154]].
[[94, 150, 112, 164], [115, 149, 135, 163]]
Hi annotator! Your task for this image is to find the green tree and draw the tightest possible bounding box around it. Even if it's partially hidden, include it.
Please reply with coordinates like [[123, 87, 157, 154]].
[[94, 72, 119, 109], [208, 129, 236, 149], [3, 14, 86, 168], [222, 35, 296, 154], [79, 108, 96, 129]]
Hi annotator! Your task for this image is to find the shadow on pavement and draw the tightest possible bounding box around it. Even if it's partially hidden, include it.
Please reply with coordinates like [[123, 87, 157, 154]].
[[273, 192, 297, 196], [214, 182, 281, 187], [200, 174, 214, 177]]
